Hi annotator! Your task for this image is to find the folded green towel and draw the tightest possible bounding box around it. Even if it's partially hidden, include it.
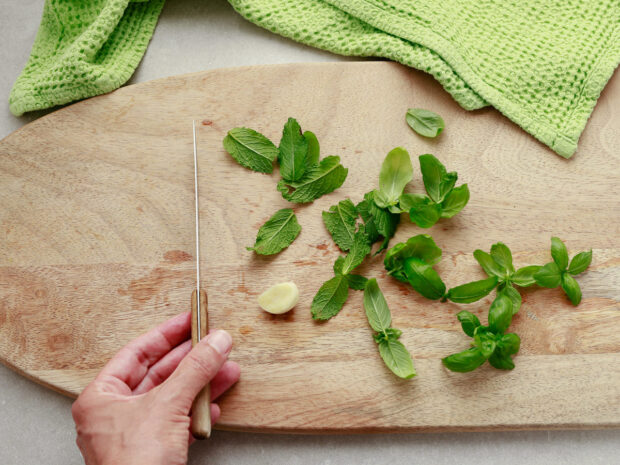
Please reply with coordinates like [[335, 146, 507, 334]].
[[10, 0, 619, 158]]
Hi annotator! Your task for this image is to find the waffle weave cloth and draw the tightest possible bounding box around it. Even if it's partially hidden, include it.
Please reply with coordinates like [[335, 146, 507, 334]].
[[10, 0, 620, 158]]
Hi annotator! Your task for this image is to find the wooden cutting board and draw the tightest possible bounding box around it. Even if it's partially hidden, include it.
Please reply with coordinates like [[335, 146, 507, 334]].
[[1, 62, 619, 433]]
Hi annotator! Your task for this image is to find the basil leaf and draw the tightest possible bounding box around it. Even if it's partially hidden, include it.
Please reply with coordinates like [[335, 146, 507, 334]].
[[303, 130, 320, 167], [403, 257, 446, 300], [333, 256, 345, 275], [378, 147, 413, 205], [550, 237, 569, 270], [377, 338, 416, 379], [356, 196, 380, 244], [384, 235, 443, 283], [490, 242, 515, 274], [277, 156, 348, 203], [488, 351, 515, 370], [442, 347, 487, 373], [446, 276, 498, 303], [246, 208, 301, 255], [406, 108, 445, 138], [347, 274, 368, 290], [311, 274, 349, 320], [498, 282, 522, 314], [489, 333, 520, 370], [511, 265, 542, 287], [341, 231, 371, 275], [278, 117, 308, 182], [418, 154, 447, 202], [473, 249, 506, 278], [561, 272, 582, 306], [488, 293, 513, 334], [438, 171, 458, 202], [409, 199, 442, 228], [398, 193, 428, 213], [322, 198, 358, 252], [499, 333, 521, 355], [457, 310, 481, 337], [363, 278, 391, 332], [568, 250, 592, 275], [223, 127, 278, 173], [364, 191, 400, 252], [372, 189, 392, 209], [440, 184, 470, 218], [534, 262, 562, 288], [473, 332, 497, 358]]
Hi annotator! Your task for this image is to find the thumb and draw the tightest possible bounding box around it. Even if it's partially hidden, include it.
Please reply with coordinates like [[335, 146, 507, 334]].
[[159, 329, 232, 411]]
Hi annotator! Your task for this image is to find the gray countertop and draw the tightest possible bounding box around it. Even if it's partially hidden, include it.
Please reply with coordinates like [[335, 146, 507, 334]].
[[1, 1, 618, 464]]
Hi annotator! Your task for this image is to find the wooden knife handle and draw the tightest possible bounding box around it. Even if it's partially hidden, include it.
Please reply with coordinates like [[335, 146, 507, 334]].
[[190, 289, 211, 439]]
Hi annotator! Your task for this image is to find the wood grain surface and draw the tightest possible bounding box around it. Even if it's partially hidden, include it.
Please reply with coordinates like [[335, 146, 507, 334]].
[[0, 62, 619, 433]]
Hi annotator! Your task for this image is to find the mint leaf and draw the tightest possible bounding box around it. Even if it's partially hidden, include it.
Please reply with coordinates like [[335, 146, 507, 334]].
[[403, 257, 446, 300], [561, 272, 582, 305], [311, 274, 349, 320], [473, 249, 506, 278], [511, 265, 542, 287], [490, 242, 515, 274], [363, 278, 391, 332], [303, 130, 320, 167], [419, 154, 447, 202], [442, 347, 487, 373], [341, 231, 371, 275], [277, 156, 348, 203], [488, 293, 513, 334], [534, 262, 562, 288], [322, 199, 358, 252], [347, 274, 368, 290], [378, 147, 413, 206], [278, 117, 308, 182], [409, 198, 442, 228], [568, 250, 592, 275], [384, 234, 443, 283], [247, 208, 301, 255], [356, 196, 380, 244], [406, 108, 445, 138], [457, 310, 481, 337], [223, 127, 278, 173], [446, 276, 498, 303], [333, 256, 345, 275], [498, 282, 522, 314], [550, 237, 569, 270], [377, 339, 416, 379], [440, 184, 470, 218], [364, 191, 400, 252]]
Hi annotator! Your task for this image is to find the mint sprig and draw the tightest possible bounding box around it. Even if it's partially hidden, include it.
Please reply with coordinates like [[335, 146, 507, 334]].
[[246, 208, 301, 255], [222, 127, 278, 173]]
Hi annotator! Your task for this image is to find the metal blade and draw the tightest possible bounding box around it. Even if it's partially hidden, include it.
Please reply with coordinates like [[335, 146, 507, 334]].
[[192, 120, 202, 342]]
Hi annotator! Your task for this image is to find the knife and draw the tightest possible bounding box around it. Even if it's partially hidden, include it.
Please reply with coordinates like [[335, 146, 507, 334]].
[[190, 120, 211, 439]]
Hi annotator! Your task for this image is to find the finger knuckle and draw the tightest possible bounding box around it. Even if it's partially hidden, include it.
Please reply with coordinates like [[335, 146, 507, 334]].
[[187, 346, 221, 377]]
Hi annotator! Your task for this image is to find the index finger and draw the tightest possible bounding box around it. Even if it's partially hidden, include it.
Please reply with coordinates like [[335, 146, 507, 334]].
[[95, 312, 191, 392]]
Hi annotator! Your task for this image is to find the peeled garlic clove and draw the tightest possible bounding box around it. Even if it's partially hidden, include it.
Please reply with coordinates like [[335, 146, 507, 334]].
[[258, 282, 299, 314]]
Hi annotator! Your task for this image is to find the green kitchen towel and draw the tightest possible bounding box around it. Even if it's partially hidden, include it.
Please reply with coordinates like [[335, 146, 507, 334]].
[[10, 0, 620, 158], [9, 0, 165, 117]]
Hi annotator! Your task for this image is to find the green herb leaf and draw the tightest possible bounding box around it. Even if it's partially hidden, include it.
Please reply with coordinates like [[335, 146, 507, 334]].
[[488, 333, 520, 370], [277, 156, 348, 203], [223, 127, 278, 173], [534, 262, 562, 288], [322, 199, 358, 252], [511, 265, 542, 287], [363, 191, 400, 252], [372, 189, 392, 209], [363, 278, 392, 332], [473, 331, 497, 358], [278, 118, 308, 182], [378, 147, 413, 206], [488, 350, 515, 370], [303, 130, 320, 167], [398, 193, 428, 214], [384, 235, 443, 283], [490, 242, 515, 274], [246, 208, 301, 255], [561, 272, 582, 305], [403, 257, 446, 300], [347, 274, 368, 290], [499, 333, 521, 355], [409, 198, 442, 228], [550, 237, 569, 270], [333, 256, 345, 275], [375, 328, 403, 343], [377, 338, 416, 379], [406, 108, 445, 138], [442, 347, 487, 373], [356, 197, 380, 244], [418, 154, 447, 202], [488, 293, 513, 334], [311, 275, 349, 320], [438, 171, 458, 202], [457, 311, 481, 337], [568, 250, 593, 275], [446, 276, 498, 303], [440, 184, 470, 218], [341, 231, 371, 275], [498, 283, 522, 314], [473, 250, 506, 278]]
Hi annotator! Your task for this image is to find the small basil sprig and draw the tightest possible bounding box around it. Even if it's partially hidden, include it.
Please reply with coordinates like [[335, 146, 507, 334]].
[[406, 108, 444, 138], [445, 242, 540, 314], [442, 294, 521, 372], [534, 237, 592, 305], [384, 235, 446, 300], [364, 278, 416, 379]]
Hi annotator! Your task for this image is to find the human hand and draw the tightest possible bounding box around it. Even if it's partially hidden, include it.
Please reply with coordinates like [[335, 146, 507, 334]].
[[71, 312, 240, 465]]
